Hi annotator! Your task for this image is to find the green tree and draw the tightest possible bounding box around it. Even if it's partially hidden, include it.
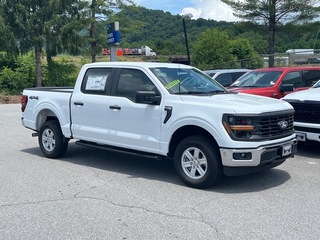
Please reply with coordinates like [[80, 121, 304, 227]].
[[0, 52, 35, 94], [192, 29, 237, 70], [0, 16, 17, 55], [222, 0, 319, 67], [0, 0, 82, 86], [192, 29, 263, 70], [231, 38, 264, 69], [81, 0, 134, 62]]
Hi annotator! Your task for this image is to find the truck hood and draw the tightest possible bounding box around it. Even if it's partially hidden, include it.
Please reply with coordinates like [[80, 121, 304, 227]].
[[179, 92, 293, 114], [282, 88, 320, 101]]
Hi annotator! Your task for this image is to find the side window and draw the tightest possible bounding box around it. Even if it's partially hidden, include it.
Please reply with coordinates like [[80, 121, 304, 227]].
[[231, 72, 247, 81], [303, 70, 320, 87], [81, 68, 112, 95], [116, 69, 157, 101], [215, 73, 232, 86], [282, 71, 304, 88]]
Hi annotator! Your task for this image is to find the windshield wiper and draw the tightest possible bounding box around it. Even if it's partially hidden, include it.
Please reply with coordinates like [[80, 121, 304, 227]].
[[175, 91, 208, 95], [207, 90, 227, 94], [175, 90, 227, 95], [229, 85, 259, 88]]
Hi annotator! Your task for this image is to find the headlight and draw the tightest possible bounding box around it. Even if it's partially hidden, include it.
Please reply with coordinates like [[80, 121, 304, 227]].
[[223, 116, 255, 139]]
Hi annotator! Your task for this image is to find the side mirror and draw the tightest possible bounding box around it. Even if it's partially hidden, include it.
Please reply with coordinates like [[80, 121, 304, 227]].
[[135, 91, 161, 105], [280, 84, 294, 93]]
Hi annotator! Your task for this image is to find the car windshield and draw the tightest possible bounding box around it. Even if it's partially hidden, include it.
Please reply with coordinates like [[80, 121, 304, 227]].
[[230, 71, 283, 87], [313, 80, 320, 88], [149, 67, 227, 95]]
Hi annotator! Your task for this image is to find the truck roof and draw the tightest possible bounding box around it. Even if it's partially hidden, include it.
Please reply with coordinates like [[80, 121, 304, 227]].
[[253, 66, 320, 72], [83, 61, 193, 69]]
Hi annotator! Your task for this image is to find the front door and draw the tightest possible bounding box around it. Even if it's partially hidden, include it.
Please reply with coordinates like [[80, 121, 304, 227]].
[[107, 68, 163, 154]]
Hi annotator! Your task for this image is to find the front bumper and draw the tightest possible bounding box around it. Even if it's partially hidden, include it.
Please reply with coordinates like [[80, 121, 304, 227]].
[[295, 125, 320, 142], [219, 138, 297, 176]]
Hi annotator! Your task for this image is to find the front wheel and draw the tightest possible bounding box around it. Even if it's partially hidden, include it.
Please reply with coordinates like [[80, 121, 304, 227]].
[[174, 135, 222, 189], [38, 120, 68, 158]]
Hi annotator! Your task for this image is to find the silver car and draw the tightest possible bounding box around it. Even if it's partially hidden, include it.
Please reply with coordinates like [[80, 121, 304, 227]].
[[203, 69, 250, 87]]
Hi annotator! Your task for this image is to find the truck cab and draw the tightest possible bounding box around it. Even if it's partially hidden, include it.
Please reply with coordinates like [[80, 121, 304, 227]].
[[228, 67, 320, 98]]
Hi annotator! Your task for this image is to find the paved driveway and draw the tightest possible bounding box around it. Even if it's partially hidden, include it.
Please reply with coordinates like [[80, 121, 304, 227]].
[[1, 104, 320, 240]]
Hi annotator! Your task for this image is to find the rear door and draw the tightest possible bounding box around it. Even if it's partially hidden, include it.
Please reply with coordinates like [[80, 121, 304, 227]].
[[71, 67, 114, 142], [302, 69, 320, 87]]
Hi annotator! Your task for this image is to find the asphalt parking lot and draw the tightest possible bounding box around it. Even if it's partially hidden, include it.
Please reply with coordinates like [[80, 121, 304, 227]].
[[1, 104, 320, 240]]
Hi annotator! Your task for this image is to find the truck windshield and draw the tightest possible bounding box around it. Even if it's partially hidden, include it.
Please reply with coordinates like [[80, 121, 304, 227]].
[[229, 71, 282, 87], [150, 67, 227, 94]]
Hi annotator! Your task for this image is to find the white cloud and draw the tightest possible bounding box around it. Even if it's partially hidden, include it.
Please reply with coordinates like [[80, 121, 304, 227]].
[[133, 0, 240, 22], [181, 0, 240, 21]]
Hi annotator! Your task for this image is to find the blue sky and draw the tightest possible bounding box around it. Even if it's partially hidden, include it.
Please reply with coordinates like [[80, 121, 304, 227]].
[[132, 0, 239, 22]]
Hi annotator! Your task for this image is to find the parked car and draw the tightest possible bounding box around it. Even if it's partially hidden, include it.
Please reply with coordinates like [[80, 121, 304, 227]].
[[203, 69, 250, 87], [228, 66, 320, 98], [294, 57, 320, 65]]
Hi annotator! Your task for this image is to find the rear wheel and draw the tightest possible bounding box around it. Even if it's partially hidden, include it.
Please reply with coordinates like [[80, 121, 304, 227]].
[[39, 120, 68, 158], [174, 135, 222, 189]]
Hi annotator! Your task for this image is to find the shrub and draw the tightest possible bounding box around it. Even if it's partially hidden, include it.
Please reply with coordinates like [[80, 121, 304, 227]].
[[42, 58, 78, 86], [0, 52, 35, 94]]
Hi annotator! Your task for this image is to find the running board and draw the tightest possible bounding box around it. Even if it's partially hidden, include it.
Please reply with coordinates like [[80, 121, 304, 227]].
[[75, 140, 165, 160]]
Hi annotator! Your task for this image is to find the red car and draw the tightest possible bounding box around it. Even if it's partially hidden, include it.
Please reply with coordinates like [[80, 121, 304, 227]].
[[227, 66, 320, 98]]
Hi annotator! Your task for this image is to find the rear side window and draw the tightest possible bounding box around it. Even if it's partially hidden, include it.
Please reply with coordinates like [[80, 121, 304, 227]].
[[215, 73, 232, 86], [303, 70, 320, 87], [81, 68, 113, 94], [231, 72, 247, 81]]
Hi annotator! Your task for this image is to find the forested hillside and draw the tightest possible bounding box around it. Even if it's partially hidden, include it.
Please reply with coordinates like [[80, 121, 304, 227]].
[[107, 6, 237, 56], [1, 4, 320, 97], [107, 6, 320, 56]]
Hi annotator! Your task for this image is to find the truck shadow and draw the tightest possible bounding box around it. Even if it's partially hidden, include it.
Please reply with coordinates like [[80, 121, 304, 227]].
[[21, 142, 291, 193]]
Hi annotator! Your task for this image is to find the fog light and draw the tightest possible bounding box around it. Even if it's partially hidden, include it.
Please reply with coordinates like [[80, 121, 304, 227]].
[[233, 152, 252, 160]]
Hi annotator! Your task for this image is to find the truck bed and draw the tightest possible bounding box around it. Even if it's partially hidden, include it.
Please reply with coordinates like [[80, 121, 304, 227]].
[[24, 86, 74, 93], [22, 87, 74, 138]]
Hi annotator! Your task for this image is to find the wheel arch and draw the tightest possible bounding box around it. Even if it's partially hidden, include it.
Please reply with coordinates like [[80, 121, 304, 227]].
[[168, 125, 220, 158], [36, 109, 59, 131]]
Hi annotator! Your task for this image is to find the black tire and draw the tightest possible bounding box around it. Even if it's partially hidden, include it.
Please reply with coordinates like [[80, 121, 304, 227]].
[[174, 135, 222, 189], [38, 120, 68, 158]]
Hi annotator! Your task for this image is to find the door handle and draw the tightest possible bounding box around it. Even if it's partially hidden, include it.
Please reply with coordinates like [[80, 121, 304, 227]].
[[109, 105, 121, 110], [74, 101, 84, 106]]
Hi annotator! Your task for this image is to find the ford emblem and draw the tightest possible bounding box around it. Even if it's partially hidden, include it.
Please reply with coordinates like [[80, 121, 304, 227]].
[[278, 120, 288, 129]]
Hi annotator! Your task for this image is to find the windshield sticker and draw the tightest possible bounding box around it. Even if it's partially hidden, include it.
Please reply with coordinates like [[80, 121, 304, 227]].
[[165, 79, 180, 89], [86, 75, 108, 91]]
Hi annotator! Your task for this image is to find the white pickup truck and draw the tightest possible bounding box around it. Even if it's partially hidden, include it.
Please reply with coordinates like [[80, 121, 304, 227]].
[[21, 62, 297, 188], [283, 80, 320, 143]]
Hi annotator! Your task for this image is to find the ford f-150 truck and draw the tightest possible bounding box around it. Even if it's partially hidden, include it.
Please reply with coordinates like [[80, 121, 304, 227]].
[[283, 80, 320, 143], [21, 62, 297, 188]]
